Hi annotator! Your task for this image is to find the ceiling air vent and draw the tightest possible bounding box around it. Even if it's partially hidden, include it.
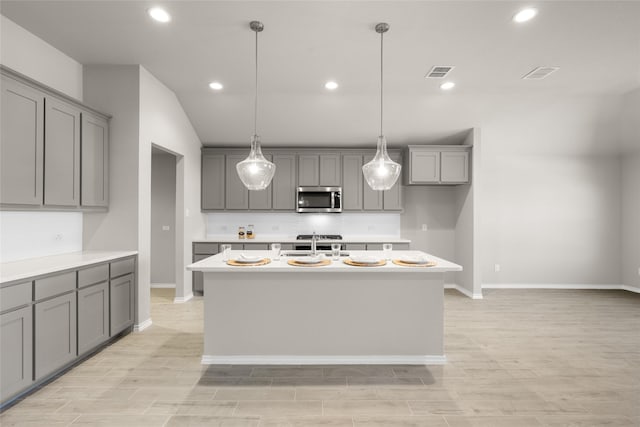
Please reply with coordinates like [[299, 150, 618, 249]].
[[425, 66, 455, 79], [522, 66, 560, 80]]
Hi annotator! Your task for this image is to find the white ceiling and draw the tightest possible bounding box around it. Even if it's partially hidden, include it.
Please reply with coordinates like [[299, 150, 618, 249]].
[[2, 1, 639, 147]]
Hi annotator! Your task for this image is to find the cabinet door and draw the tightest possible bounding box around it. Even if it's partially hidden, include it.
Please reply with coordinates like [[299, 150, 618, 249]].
[[1, 306, 33, 401], [410, 151, 440, 183], [35, 292, 77, 380], [342, 155, 363, 210], [319, 154, 341, 186], [272, 154, 296, 210], [345, 243, 366, 250], [192, 254, 211, 295], [110, 273, 134, 336], [81, 113, 109, 207], [440, 151, 469, 183], [202, 154, 225, 210], [225, 155, 249, 210], [44, 97, 80, 206], [383, 151, 403, 210], [0, 76, 44, 206], [363, 154, 383, 210], [78, 281, 109, 355], [243, 243, 268, 250], [248, 154, 273, 210], [298, 155, 319, 186]]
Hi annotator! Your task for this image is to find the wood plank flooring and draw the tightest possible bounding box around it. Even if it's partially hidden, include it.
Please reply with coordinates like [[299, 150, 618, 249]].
[[1, 288, 638, 426]]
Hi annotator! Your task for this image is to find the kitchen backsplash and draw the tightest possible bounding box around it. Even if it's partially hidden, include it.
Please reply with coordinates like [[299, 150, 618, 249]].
[[0, 211, 83, 262], [206, 213, 400, 238]]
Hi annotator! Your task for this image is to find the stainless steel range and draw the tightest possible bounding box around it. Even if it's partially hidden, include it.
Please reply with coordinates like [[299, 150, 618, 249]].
[[294, 234, 344, 252]]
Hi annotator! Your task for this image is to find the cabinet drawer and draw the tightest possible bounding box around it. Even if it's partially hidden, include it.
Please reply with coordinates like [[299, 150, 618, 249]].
[[78, 264, 109, 288], [193, 243, 218, 255], [0, 281, 32, 313], [110, 258, 135, 279], [34, 272, 76, 301], [243, 243, 268, 250]]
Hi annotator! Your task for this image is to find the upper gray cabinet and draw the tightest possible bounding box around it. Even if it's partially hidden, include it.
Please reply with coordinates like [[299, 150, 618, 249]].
[[383, 151, 403, 210], [248, 154, 273, 210], [81, 113, 109, 207], [342, 154, 363, 210], [44, 97, 81, 207], [0, 75, 44, 206], [202, 153, 225, 210], [225, 154, 249, 210], [272, 154, 296, 210], [0, 68, 110, 210], [404, 145, 470, 185], [298, 153, 341, 186]]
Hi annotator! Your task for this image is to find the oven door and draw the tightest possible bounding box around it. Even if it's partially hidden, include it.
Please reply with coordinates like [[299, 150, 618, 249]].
[[296, 187, 342, 213]]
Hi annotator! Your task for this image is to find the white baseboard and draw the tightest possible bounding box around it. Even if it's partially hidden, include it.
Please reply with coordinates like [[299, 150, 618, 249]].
[[134, 318, 152, 332], [445, 283, 483, 299], [151, 283, 176, 289], [201, 355, 447, 365], [482, 283, 638, 293], [174, 293, 193, 303]]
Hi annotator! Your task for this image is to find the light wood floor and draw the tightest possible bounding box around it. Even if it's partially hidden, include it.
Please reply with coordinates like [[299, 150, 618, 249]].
[[1, 288, 638, 426]]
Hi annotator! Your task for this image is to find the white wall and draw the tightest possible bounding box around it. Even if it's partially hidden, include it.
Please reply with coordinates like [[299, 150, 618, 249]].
[[0, 15, 85, 262], [151, 150, 176, 284], [0, 15, 82, 100], [139, 66, 205, 306]]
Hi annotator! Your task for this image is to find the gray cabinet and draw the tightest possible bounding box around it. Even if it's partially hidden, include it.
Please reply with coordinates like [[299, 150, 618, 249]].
[[0, 76, 44, 206], [44, 97, 81, 207], [243, 243, 269, 250], [383, 151, 403, 211], [225, 155, 249, 210], [363, 154, 383, 210], [110, 273, 134, 336], [320, 154, 341, 186], [81, 113, 109, 207], [248, 154, 273, 210], [272, 154, 296, 210], [345, 243, 367, 250], [298, 155, 319, 186], [77, 281, 109, 355], [35, 291, 77, 380], [192, 243, 218, 295], [298, 154, 341, 186], [405, 146, 470, 185], [342, 155, 363, 210], [0, 306, 33, 401], [202, 153, 225, 210]]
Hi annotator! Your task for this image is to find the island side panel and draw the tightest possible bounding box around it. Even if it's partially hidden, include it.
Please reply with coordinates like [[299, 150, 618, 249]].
[[202, 271, 444, 362]]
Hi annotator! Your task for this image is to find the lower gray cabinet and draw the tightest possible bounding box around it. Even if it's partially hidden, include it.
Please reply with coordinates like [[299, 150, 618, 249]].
[[0, 306, 33, 401], [110, 273, 134, 336], [35, 292, 77, 380], [77, 282, 109, 355], [192, 254, 211, 294]]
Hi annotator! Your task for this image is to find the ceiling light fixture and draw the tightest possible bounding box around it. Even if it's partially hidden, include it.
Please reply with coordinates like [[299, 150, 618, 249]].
[[208, 82, 223, 91], [440, 81, 456, 90], [513, 8, 537, 23], [325, 81, 339, 90], [236, 21, 276, 191], [362, 23, 401, 191], [148, 7, 171, 23]]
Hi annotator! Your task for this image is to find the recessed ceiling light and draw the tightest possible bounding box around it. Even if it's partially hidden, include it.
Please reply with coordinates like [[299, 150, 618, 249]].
[[148, 7, 171, 23], [209, 82, 223, 91], [513, 8, 538, 23], [324, 81, 339, 90], [440, 82, 455, 90]]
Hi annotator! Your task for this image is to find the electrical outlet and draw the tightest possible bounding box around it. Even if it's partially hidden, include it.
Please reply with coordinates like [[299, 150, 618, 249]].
[[54, 234, 63, 241], [637, 267, 640, 277], [494, 264, 501, 272], [421, 224, 428, 231], [185, 208, 190, 217], [162, 225, 170, 231]]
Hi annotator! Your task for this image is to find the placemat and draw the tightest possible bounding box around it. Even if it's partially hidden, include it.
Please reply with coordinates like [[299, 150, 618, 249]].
[[287, 259, 332, 267], [343, 259, 387, 267], [226, 258, 271, 267], [392, 259, 437, 267]]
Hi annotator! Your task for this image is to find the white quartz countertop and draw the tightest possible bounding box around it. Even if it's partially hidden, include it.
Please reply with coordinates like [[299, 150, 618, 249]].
[[197, 236, 411, 244], [1, 251, 138, 285], [187, 250, 461, 273]]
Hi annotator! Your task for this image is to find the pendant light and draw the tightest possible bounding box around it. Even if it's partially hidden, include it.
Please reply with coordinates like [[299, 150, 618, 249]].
[[362, 22, 401, 191], [236, 20, 276, 190]]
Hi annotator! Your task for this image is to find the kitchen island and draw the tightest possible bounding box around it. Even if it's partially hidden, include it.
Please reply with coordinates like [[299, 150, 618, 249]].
[[187, 250, 461, 365]]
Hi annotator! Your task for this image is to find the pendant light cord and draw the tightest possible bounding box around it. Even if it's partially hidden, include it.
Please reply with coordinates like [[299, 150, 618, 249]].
[[380, 30, 384, 137], [254, 29, 259, 137]]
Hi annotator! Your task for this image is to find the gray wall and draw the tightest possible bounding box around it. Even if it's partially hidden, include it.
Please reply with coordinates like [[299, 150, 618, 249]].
[[151, 149, 176, 284]]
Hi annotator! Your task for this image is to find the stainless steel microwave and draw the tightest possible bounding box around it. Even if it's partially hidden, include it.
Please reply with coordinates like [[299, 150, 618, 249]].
[[296, 187, 342, 213]]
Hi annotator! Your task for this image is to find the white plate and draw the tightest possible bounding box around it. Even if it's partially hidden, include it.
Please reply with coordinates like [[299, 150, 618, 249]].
[[294, 255, 325, 264], [349, 255, 381, 264], [398, 255, 431, 264], [234, 254, 263, 263]]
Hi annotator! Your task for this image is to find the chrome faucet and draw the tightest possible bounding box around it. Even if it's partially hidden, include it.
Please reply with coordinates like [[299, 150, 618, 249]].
[[311, 232, 317, 256]]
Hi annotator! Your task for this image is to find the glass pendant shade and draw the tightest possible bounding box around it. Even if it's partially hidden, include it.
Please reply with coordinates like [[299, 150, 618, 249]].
[[362, 135, 401, 190], [236, 135, 275, 190]]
